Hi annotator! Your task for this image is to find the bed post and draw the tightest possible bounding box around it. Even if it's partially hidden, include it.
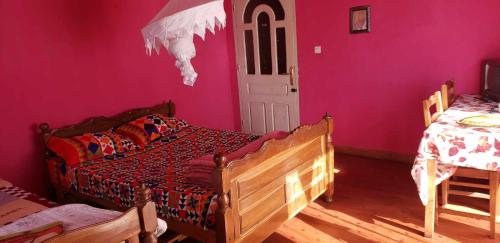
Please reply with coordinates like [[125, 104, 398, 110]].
[[213, 153, 234, 243], [39, 123, 52, 143], [167, 100, 176, 117], [137, 184, 158, 243], [39, 123, 66, 203], [323, 114, 335, 203]]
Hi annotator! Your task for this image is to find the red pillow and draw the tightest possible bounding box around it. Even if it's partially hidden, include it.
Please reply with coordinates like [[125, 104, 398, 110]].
[[48, 136, 89, 167], [47, 131, 139, 167], [116, 114, 189, 147], [0, 222, 63, 242]]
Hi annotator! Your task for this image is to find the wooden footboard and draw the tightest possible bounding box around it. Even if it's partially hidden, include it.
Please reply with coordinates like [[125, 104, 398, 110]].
[[213, 115, 334, 243]]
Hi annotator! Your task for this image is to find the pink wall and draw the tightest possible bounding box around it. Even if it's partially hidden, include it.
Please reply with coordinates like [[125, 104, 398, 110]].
[[295, 0, 500, 154], [0, 0, 237, 195], [1, 0, 500, 195]]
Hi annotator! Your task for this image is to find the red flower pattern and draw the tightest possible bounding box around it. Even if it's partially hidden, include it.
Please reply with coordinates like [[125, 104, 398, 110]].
[[474, 136, 492, 153], [448, 147, 459, 156]]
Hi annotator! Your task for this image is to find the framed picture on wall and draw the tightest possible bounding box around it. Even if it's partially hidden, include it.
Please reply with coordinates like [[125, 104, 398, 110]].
[[350, 6, 371, 33]]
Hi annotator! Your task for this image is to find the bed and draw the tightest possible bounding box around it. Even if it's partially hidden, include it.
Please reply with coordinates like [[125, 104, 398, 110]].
[[40, 101, 335, 243], [0, 179, 159, 242]]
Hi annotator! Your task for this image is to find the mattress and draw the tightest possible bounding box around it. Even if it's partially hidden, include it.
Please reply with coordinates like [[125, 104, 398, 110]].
[[55, 126, 259, 229]]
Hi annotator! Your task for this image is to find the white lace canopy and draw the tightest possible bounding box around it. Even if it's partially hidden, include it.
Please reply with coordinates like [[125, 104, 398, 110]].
[[141, 0, 226, 86]]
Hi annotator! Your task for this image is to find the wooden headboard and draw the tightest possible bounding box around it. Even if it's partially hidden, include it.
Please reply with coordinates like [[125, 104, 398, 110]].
[[39, 100, 175, 142]]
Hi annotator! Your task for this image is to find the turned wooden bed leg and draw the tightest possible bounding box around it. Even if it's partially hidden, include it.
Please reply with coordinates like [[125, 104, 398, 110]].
[[137, 184, 158, 243], [323, 115, 335, 203], [213, 153, 234, 243]]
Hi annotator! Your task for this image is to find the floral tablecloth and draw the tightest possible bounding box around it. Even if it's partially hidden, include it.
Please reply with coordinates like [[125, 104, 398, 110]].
[[411, 95, 500, 205]]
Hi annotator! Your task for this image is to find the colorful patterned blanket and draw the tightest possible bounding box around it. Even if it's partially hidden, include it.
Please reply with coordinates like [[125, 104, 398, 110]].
[[55, 126, 259, 229]]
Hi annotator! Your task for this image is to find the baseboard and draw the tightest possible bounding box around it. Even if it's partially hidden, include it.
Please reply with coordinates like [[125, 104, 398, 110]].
[[335, 146, 414, 164]]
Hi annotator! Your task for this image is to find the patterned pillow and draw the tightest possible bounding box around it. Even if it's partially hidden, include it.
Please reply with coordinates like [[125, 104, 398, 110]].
[[162, 116, 190, 134], [93, 131, 140, 155], [115, 114, 189, 147], [47, 131, 139, 167]]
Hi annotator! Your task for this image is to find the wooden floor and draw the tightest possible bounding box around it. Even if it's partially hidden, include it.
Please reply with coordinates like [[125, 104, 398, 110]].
[[162, 154, 499, 242]]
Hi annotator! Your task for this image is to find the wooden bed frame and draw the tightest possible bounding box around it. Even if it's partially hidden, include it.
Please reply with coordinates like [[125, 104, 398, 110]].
[[47, 184, 158, 243], [2, 184, 157, 243], [39, 101, 334, 243]]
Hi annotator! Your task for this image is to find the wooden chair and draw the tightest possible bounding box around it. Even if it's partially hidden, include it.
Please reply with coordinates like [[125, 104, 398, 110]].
[[423, 89, 499, 239], [439, 165, 499, 239], [440, 80, 455, 208], [422, 91, 445, 227], [441, 80, 456, 110], [422, 91, 444, 128]]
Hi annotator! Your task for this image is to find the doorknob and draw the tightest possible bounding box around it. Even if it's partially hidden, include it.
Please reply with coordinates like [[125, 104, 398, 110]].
[[288, 66, 295, 86]]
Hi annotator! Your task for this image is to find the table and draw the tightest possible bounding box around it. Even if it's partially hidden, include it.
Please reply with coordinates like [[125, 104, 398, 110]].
[[411, 95, 500, 237]]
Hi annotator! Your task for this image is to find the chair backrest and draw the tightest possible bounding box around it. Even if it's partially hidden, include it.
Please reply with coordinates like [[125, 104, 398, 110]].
[[423, 91, 444, 127], [45, 207, 142, 243], [441, 80, 456, 110]]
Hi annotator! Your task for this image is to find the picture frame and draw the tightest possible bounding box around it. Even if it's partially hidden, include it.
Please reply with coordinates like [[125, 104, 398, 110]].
[[350, 6, 371, 34]]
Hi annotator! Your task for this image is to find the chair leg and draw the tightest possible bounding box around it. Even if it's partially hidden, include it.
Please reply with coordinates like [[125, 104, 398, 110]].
[[489, 171, 498, 239], [441, 179, 449, 206]]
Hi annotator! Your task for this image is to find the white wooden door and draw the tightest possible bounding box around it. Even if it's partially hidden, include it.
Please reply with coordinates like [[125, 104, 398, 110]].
[[233, 0, 300, 135]]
